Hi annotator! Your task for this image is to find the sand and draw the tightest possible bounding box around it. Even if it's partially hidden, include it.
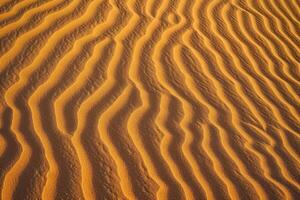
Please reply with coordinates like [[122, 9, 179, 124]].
[[0, 0, 299, 199]]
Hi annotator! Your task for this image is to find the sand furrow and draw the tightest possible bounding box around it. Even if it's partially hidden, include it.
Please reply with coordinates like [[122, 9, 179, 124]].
[[1, 1, 108, 199], [209, 0, 297, 134], [72, 39, 128, 200], [213, 0, 297, 192], [0, 107, 21, 197], [32, 19, 116, 200], [0, 0, 22, 14], [0, 0, 36, 22], [75, 35, 153, 200], [214, 0, 297, 138], [182, 30, 265, 200], [32, 0, 111, 135], [174, 43, 234, 200], [210, 1, 300, 197], [225, 3, 300, 184], [153, 17, 211, 198], [156, 93, 206, 200], [144, 0, 156, 17], [190, 4, 290, 198], [51, 2, 157, 198], [239, 0, 300, 84], [59, 0, 133, 199], [236, 8, 300, 139], [204, 0, 297, 196], [127, 0, 192, 199], [268, 0, 300, 36], [235, 1, 299, 96], [229, 4, 300, 160], [278, 0, 300, 22], [99, 84, 158, 200], [0, 0, 72, 56], [3, 82, 48, 200], [177, 40, 292, 198], [153, 2, 206, 199], [229, 5, 300, 122], [0, 0, 87, 99], [168, 6, 218, 199], [221, 0, 300, 156], [52, 2, 139, 198], [60, 0, 159, 198], [252, 0, 300, 78], [258, 0, 300, 49], [45, 35, 112, 199], [0, 0, 51, 28], [127, 0, 177, 199], [55, 0, 125, 134], [191, 1, 278, 199], [1, 0, 299, 199], [179, 38, 294, 199], [72, 42, 131, 199], [78, 63, 131, 200], [263, 0, 300, 47], [27, 1, 113, 199], [151, 1, 213, 199]]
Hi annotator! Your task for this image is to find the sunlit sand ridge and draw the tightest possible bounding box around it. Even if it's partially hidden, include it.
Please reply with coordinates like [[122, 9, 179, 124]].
[[0, 0, 299, 199]]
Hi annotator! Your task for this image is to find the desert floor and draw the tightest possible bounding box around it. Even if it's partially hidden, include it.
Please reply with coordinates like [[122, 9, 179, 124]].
[[0, 0, 299, 199]]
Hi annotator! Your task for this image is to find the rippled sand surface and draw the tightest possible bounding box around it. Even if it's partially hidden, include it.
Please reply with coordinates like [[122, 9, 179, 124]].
[[0, 0, 299, 199]]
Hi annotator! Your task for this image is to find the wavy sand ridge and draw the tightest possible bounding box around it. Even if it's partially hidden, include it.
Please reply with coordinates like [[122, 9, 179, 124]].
[[0, 0, 299, 199]]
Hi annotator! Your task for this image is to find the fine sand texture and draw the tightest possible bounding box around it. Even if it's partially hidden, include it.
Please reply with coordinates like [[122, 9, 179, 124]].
[[0, 0, 299, 199]]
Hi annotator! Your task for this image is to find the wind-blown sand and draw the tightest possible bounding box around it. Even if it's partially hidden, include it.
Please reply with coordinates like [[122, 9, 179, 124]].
[[0, 0, 299, 199]]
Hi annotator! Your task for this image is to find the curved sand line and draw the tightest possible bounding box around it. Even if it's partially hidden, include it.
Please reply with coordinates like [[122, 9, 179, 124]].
[[200, 0, 298, 198], [236, 5, 300, 139], [72, 40, 128, 199], [2, 0, 104, 198], [128, 0, 187, 199], [0, 0, 71, 53], [59, 0, 158, 198], [98, 85, 137, 199], [28, 1, 112, 199], [226, 3, 300, 187], [3, 85, 35, 199], [55, 0, 146, 198], [0, 0, 22, 14], [0, 0, 52, 28], [0, 107, 21, 195], [54, 1, 119, 134], [151, 1, 217, 199], [55, 0, 127, 134], [241, 0, 300, 83], [228, 4, 300, 121], [33, 12, 114, 197], [127, 0, 189, 198], [193, 0, 298, 198], [0, 134, 5, 157], [0, 0, 35, 21], [213, 0, 300, 168], [1, 0, 300, 199], [228, 5, 300, 161], [71, 38, 115, 200], [191, 1, 268, 198], [186, 3, 296, 196], [156, 0, 268, 199], [174, 43, 235, 200], [0, 0, 80, 67]]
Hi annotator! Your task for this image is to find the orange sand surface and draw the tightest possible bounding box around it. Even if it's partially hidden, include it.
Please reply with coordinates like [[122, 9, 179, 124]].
[[0, 0, 299, 199]]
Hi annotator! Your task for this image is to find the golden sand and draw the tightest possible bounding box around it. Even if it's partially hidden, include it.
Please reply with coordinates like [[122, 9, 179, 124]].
[[0, 0, 299, 199]]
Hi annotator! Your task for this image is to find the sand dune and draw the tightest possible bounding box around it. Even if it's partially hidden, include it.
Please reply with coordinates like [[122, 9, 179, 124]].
[[0, 0, 299, 199]]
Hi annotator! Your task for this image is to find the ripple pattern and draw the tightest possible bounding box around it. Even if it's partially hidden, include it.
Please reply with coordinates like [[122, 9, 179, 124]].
[[0, 0, 299, 199]]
